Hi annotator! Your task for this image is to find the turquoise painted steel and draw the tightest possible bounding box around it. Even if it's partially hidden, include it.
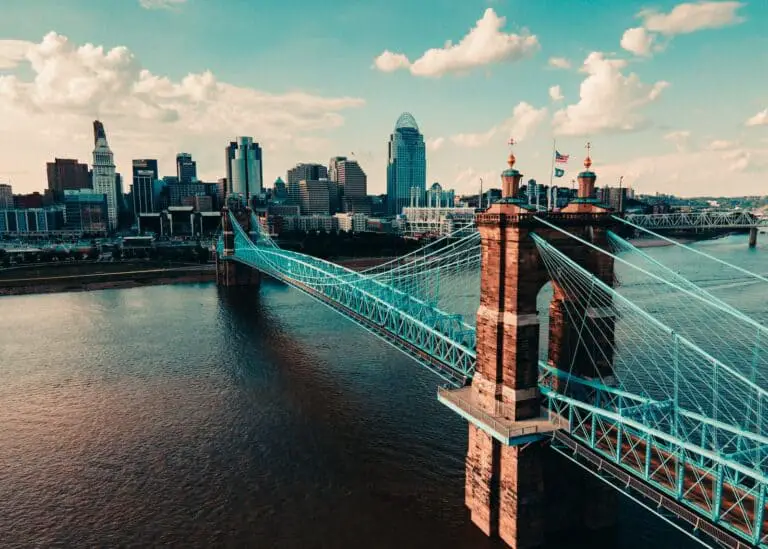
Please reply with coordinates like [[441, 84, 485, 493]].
[[215, 212, 768, 547], [224, 213, 477, 385], [541, 362, 768, 547]]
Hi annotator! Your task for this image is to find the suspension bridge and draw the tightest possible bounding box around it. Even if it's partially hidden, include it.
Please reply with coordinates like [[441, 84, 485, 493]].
[[215, 154, 768, 549]]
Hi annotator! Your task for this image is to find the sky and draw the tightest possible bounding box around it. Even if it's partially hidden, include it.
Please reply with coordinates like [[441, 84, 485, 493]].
[[0, 0, 766, 198]]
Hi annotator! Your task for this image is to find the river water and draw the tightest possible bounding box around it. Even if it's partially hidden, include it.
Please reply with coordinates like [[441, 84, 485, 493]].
[[0, 234, 764, 548]]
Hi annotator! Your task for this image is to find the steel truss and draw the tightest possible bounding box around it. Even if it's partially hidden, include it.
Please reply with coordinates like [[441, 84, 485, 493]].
[[225, 214, 477, 385], [625, 211, 766, 230], [540, 362, 768, 547]]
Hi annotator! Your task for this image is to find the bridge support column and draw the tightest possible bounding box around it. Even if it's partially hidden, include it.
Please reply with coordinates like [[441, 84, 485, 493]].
[[466, 211, 548, 548], [215, 253, 261, 287], [749, 227, 758, 248], [465, 207, 617, 548], [466, 428, 547, 546], [216, 206, 262, 288]]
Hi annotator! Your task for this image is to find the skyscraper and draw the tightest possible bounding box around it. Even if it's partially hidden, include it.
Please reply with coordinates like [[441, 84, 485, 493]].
[[337, 159, 367, 198], [387, 112, 426, 215], [132, 159, 159, 215], [176, 153, 197, 183], [225, 137, 263, 201], [336, 159, 369, 214], [328, 156, 347, 184], [46, 158, 91, 201], [299, 179, 330, 215], [91, 120, 118, 230], [286, 163, 328, 204]]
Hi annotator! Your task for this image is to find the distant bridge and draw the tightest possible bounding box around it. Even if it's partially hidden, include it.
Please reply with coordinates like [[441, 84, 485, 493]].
[[625, 211, 767, 231]]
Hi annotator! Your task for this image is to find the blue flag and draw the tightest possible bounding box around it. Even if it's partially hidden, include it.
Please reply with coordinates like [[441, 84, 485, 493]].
[[554, 168, 565, 178]]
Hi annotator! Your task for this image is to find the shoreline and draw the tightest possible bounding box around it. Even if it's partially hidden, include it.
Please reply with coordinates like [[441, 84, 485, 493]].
[[0, 264, 215, 296], [0, 256, 394, 297], [629, 238, 678, 249]]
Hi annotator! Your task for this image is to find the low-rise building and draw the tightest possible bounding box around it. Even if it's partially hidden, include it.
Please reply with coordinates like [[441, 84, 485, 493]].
[[0, 207, 65, 235], [334, 212, 368, 233], [64, 189, 109, 233], [400, 206, 475, 237]]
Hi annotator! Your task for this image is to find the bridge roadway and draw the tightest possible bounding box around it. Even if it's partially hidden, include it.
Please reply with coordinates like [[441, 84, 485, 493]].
[[224, 216, 767, 549], [436, 359, 768, 547]]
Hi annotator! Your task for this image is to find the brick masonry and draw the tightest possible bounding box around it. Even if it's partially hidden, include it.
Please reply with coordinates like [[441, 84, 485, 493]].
[[466, 196, 619, 548]]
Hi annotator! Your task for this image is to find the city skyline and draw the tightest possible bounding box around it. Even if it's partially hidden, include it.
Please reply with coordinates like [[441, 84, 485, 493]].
[[0, 0, 766, 197]]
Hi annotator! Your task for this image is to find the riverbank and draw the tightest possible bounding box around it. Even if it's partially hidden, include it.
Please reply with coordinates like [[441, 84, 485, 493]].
[[0, 261, 215, 296], [0, 256, 395, 297], [335, 256, 396, 270], [630, 238, 678, 249]]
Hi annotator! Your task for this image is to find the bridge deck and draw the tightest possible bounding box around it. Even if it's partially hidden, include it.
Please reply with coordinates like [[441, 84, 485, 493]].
[[438, 386, 564, 445]]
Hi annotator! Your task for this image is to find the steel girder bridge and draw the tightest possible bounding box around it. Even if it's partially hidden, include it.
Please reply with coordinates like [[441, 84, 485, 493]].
[[220, 211, 768, 548], [625, 211, 767, 231]]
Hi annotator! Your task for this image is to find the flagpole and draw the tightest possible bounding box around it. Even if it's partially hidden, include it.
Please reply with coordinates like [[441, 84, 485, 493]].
[[549, 138, 556, 189]]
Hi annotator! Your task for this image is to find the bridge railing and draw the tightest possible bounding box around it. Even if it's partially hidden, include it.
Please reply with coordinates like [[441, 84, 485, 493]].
[[624, 211, 764, 229], [540, 362, 768, 546], [228, 217, 478, 383]]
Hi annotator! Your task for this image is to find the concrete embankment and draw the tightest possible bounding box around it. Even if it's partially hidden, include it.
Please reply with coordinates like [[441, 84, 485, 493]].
[[0, 262, 215, 296]]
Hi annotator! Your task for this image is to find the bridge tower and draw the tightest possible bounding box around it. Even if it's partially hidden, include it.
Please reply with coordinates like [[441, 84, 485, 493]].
[[465, 147, 618, 548], [215, 205, 262, 287]]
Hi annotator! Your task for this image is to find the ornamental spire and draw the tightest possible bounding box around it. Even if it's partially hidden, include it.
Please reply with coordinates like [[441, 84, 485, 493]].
[[507, 137, 516, 168], [584, 141, 593, 170]]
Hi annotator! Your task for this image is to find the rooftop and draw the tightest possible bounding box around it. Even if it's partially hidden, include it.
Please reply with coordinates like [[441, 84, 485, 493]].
[[395, 112, 419, 131]]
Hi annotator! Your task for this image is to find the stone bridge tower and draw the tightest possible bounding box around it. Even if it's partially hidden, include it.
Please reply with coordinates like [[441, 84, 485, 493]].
[[465, 148, 618, 548], [215, 205, 262, 287]]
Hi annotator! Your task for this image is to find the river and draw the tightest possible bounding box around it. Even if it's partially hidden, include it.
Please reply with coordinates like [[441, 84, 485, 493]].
[[0, 234, 764, 548]]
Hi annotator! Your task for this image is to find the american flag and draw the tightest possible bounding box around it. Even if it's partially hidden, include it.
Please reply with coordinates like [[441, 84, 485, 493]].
[[555, 150, 569, 163]]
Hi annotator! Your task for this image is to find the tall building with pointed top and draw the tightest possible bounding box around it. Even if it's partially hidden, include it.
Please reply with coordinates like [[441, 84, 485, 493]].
[[386, 112, 426, 215], [91, 120, 118, 230]]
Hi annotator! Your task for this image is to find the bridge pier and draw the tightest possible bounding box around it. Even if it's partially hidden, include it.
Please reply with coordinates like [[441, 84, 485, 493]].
[[463, 151, 617, 548], [215, 206, 262, 288], [749, 226, 758, 248]]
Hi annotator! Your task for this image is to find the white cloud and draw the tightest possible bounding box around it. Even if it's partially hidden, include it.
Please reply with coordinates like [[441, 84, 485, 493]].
[[620, 2, 745, 58], [450, 101, 547, 148], [426, 137, 445, 151], [372, 50, 410, 73], [372, 8, 539, 78], [453, 167, 500, 193], [664, 130, 691, 151], [0, 40, 31, 69], [0, 32, 364, 191], [639, 1, 745, 35], [451, 128, 497, 148], [139, 0, 187, 9], [746, 109, 768, 127], [620, 27, 655, 56], [548, 57, 571, 70], [598, 142, 768, 197], [552, 52, 669, 137], [706, 139, 738, 150], [548, 85, 564, 102]]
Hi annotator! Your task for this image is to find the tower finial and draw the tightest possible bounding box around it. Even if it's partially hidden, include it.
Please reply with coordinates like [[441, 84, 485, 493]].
[[507, 137, 516, 168], [584, 141, 593, 170]]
